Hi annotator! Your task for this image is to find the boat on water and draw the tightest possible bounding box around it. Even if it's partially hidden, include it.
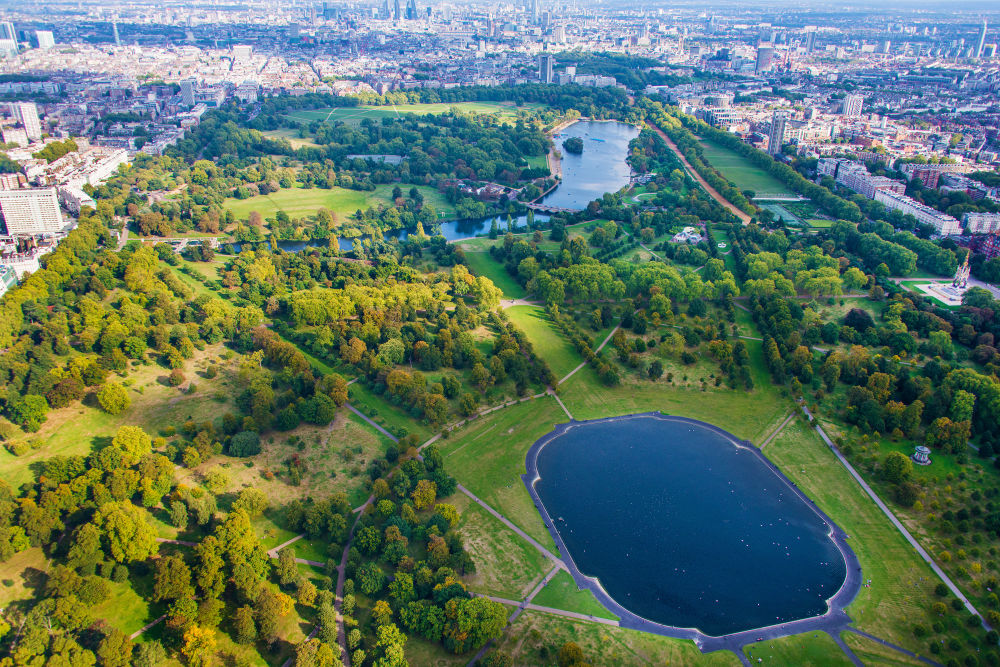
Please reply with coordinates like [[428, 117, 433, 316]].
[[590, 137, 606, 142]]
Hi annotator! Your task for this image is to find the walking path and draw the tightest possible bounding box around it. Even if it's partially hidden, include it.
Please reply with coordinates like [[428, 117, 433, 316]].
[[155, 537, 198, 547], [646, 122, 752, 224], [550, 390, 574, 421], [829, 632, 865, 667], [802, 404, 988, 628], [345, 403, 399, 443], [500, 298, 540, 309], [759, 412, 795, 449], [129, 614, 166, 640]]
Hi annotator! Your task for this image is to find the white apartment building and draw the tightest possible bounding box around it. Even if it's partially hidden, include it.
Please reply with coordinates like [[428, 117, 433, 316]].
[[963, 212, 1000, 235], [874, 190, 962, 235], [13, 102, 41, 141], [0, 187, 65, 235]]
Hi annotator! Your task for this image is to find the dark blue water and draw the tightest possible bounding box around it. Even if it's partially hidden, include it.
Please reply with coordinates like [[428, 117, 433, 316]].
[[534, 416, 846, 636], [541, 120, 640, 210]]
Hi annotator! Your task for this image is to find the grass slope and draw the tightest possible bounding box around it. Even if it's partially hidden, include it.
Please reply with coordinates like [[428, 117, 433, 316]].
[[765, 418, 948, 656], [223, 184, 454, 221], [698, 138, 796, 197], [742, 632, 852, 666], [440, 396, 566, 552], [505, 305, 581, 381], [495, 611, 740, 666], [464, 251, 525, 300], [531, 569, 619, 620]]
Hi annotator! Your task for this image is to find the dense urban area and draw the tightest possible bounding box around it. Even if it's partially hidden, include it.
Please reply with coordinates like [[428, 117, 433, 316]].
[[0, 0, 999, 665]]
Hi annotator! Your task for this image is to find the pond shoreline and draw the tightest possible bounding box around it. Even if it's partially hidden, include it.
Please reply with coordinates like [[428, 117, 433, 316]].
[[521, 411, 862, 655]]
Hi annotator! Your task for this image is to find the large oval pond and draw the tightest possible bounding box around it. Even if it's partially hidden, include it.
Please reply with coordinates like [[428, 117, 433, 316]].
[[541, 120, 640, 210], [529, 414, 849, 637]]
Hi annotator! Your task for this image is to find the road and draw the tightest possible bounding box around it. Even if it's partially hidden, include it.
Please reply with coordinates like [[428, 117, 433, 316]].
[[802, 404, 988, 628], [645, 121, 752, 224]]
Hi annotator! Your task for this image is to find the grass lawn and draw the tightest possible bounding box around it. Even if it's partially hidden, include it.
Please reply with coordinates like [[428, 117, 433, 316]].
[[403, 637, 469, 667], [451, 493, 551, 600], [262, 128, 320, 149], [347, 382, 434, 443], [440, 396, 566, 552], [0, 547, 48, 606], [464, 251, 525, 299], [765, 418, 954, 656], [531, 569, 618, 620], [840, 631, 924, 666], [806, 219, 835, 228], [92, 578, 155, 636], [697, 138, 796, 197], [557, 364, 787, 444], [742, 632, 852, 666], [223, 183, 455, 222], [284, 102, 547, 127], [505, 305, 582, 381], [494, 611, 740, 666]]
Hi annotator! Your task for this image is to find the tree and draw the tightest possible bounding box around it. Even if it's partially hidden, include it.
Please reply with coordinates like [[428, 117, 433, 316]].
[[298, 580, 318, 606], [277, 548, 298, 587], [558, 642, 586, 667], [232, 488, 268, 518], [647, 359, 663, 380], [233, 605, 257, 644], [442, 597, 507, 654], [112, 425, 152, 466], [411, 479, 437, 510], [96, 628, 133, 667], [230, 431, 261, 457], [181, 626, 216, 667], [97, 383, 131, 415], [154, 554, 193, 602], [294, 638, 341, 667], [882, 451, 913, 484], [93, 502, 158, 563], [8, 394, 48, 432], [254, 589, 293, 643], [358, 562, 386, 596]]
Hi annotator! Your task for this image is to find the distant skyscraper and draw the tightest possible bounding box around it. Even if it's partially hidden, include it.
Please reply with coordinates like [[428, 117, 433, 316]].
[[538, 53, 554, 83], [842, 94, 864, 118], [530, 0, 539, 24], [393, 0, 401, 21], [0, 21, 16, 55], [767, 111, 788, 156], [976, 20, 988, 58], [13, 102, 41, 141], [112, 21, 121, 46], [405, 0, 417, 20], [34, 30, 54, 49], [984, 44, 997, 59], [803, 31, 816, 53], [180, 79, 196, 107], [755, 46, 774, 74]]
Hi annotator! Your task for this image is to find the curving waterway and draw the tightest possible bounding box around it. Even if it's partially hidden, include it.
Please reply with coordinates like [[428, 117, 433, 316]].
[[528, 414, 850, 637]]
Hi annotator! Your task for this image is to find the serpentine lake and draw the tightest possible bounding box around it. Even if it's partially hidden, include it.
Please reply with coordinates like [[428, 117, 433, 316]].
[[530, 415, 848, 637]]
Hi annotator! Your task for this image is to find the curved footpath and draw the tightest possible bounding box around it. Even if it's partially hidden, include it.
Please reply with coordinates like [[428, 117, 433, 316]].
[[645, 122, 752, 225], [520, 412, 863, 657]]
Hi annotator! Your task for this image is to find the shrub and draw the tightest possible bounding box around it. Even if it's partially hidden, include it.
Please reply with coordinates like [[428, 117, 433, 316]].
[[168, 369, 186, 386]]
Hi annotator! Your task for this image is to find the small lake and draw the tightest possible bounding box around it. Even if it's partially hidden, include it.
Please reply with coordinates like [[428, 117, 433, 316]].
[[541, 120, 640, 210], [530, 415, 848, 637]]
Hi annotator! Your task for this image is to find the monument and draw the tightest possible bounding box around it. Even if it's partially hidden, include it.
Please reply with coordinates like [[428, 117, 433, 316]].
[[918, 253, 971, 307], [912, 445, 931, 466]]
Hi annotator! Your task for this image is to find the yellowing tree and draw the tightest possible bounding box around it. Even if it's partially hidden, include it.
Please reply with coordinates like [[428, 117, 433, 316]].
[[182, 626, 217, 667]]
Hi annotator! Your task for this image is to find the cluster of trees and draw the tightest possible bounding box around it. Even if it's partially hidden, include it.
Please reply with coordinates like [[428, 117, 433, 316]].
[[32, 138, 79, 164]]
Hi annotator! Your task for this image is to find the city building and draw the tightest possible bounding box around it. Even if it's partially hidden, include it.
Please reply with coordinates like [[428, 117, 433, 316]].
[[841, 94, 864, 118], [976, 20, 988, 59], [34, 30, 54, 49], [13, 102, 41, 142], [538, 53, 554, 84], [0, 188, 65, 235], [0, 21, 16, 56], [767, 111, 787, 156], [755, 46, 774, 74], [0, 264, 16, 297], [963, 212, 1000, 235], [180, 79, 196, 107], [57, 186, 95, 215], [874, 190, 962, 235], [898, 162, 977, 189]]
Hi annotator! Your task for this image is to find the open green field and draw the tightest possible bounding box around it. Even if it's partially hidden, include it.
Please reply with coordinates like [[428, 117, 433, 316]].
[[262, 128, 320, 149], [697, 138, 796, 197], [440, 396, 565, 551], [451, 493, 550, 600], [223, 183, 455, 221], [558, 364, 787, 444], [765, 418, 950, 656], [283, 102, 548, 127], [494, 611, 740, 665], [531, 569, 618, 620], [505, 305, 581, 381], [742, 632, 852, 666], [464, 251, 525, 299], [806, 219, 835, 228], [347, 381, 435, 443]]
